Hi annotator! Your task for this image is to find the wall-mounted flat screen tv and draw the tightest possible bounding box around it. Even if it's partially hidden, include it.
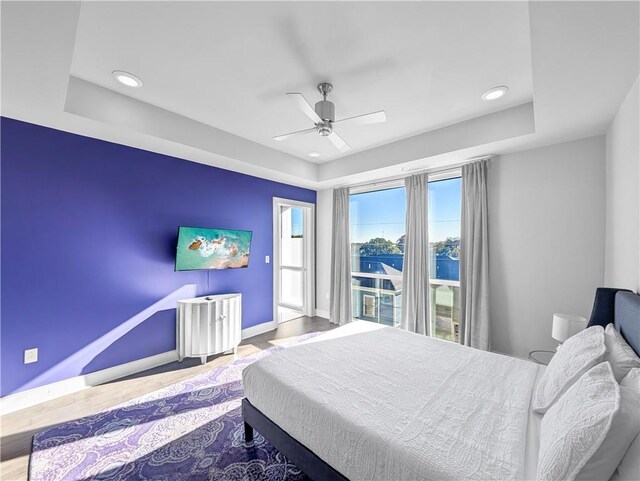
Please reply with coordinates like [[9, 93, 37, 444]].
[[175, 226, 253, 271]]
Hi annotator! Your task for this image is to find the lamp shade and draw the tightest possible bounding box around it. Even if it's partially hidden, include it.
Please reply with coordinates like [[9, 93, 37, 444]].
[[552, 313, 587, 342]]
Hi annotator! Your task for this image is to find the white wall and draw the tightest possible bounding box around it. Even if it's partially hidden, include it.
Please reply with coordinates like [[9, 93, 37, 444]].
[[315, 188, 333, 317], [489, 136, 606, 358], [315, 136, 607, 356], [604, 76, 640, 293]]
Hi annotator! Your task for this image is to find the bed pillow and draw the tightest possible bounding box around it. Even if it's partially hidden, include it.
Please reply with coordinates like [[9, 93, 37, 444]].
[[604, 324, 640, 382], [533, 325, 606, 413], [537, 362, 619, 481], [612, 370, 640, 481], [574, 368, 640, 480], [614, 435, 640, 481]]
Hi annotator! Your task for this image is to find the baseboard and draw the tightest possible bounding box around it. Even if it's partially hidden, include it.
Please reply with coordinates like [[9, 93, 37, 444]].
[[315, 309, 329, 320], [0, 350, 178, 415], [2, 321, 284, 415], [241, 320, 278, 340]]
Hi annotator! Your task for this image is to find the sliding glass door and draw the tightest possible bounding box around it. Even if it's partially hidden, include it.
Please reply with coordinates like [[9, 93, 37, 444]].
[[348, 175, 461, 341]]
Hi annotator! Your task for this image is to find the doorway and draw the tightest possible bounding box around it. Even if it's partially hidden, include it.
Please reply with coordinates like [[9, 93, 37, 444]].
[[273, 198, 315, 324]]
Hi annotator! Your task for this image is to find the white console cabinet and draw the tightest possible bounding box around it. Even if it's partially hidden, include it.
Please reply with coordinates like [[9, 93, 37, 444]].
[[177, 293, 242, 364]]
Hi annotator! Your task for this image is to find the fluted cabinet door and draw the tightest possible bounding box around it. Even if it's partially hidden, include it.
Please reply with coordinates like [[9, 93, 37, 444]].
[[176, 293, 242, 364]]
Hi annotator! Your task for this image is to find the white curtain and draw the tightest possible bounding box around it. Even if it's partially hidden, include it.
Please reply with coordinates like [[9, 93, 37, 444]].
[[460, 159, 490, 350], [330, 187, 352, 325], [401, 174, 430, 335]]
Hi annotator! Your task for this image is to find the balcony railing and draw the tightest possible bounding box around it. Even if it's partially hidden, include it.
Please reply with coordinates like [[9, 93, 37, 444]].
[[429, 279, 460, 342], [351, 273, 460, 342]]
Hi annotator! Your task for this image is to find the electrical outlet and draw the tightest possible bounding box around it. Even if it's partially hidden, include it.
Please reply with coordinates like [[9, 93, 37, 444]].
[[265, 255, 270, 264], [24, 348, 38, 364]]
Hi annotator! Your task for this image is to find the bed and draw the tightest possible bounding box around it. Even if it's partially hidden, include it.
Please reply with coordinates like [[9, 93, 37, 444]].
[[242, 290, 640, 481]]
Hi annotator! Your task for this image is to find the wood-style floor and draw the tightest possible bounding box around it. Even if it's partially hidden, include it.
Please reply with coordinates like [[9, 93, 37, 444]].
[[0, 316, 336, 481]]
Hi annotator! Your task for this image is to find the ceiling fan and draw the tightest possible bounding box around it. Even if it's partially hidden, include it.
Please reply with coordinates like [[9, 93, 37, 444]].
[[273, 82, 386, 153]]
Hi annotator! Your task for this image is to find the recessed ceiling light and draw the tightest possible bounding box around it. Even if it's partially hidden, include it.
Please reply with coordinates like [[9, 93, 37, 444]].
[[112, 70, 143, 88], [481, 86, 508, 101], [308, 152, 320, 158]]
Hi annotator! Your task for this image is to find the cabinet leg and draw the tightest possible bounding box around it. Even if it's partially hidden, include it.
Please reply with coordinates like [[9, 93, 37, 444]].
[[200, 355, 207, 365], [244, 422, 254, 443], [233, 346, 238, 355], [177, 355, 183, 363]]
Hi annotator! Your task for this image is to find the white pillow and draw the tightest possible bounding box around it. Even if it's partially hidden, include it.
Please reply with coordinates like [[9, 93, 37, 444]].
[[533, 325, 606, 413], [575, 368, 640, 480], [604, 324, 640, 382], [537, 362, 619, 481], [621, 367, 640, 386], [612, 369, 640, 481], [615, 435, 640, 481]]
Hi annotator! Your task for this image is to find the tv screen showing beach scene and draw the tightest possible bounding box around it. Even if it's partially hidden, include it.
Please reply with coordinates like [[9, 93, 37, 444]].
[[175, 226, 253, 271]]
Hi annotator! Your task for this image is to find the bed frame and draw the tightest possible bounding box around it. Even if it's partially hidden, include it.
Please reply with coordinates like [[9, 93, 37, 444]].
[[242, 398, 348, 481], [243, 290, 640, 481]]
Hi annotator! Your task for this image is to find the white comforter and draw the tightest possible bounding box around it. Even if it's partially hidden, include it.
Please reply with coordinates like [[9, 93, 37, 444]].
[[243, 321, 540, 481]]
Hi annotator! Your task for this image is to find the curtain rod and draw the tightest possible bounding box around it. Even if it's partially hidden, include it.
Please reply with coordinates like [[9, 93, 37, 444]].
[[345, 155, 493, 192]]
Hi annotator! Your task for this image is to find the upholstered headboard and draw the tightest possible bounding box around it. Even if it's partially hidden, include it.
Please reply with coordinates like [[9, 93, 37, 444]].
[[614, 291, 640, 357], [588, 287, 632, 328]]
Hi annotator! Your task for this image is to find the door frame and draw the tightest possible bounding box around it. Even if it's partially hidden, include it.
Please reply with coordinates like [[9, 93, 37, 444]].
[[272, 197, 316, 324]]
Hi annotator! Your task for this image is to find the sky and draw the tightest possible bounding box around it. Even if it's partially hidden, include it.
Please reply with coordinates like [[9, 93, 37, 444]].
[[349, 177, 461, 244], [291, 207, 303, 236]]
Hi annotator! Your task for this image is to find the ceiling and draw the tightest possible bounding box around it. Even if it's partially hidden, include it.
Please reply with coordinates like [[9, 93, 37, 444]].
[[1, 1, 638, 189], [69, 2, 533, 163]]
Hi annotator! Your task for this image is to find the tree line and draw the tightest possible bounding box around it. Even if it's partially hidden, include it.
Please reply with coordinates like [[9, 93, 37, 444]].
[[352, 235, 460, 258]]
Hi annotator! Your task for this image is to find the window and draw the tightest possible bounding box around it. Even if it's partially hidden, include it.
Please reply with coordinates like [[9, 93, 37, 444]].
[[350, 186, 406, 326], [349, 176, 461, 342], [279, 206, 304, 308], [428, 177, 461, 342]]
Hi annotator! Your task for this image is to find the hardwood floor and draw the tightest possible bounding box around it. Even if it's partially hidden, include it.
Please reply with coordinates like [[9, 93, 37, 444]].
[[0, 316, 336, 481]]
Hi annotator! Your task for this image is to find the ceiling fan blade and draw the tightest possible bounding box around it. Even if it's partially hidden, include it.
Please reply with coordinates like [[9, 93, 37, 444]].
[[273, 127, 317, 141], [327, 131, 351, 152], [333, 110, 386, 126], [287, 92, 322, 124]]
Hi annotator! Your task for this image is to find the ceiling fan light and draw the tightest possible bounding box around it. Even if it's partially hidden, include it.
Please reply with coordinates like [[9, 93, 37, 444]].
[[317, 124, 332, 136], [276, 83, 373, 153], [481, 86, 508, 101]]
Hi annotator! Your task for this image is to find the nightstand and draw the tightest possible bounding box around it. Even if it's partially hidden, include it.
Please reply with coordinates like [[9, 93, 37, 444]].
[[528, 350, 555, 365]]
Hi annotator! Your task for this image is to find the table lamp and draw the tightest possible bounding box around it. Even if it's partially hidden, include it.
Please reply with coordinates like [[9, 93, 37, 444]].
[[552, 313, 587, 345]]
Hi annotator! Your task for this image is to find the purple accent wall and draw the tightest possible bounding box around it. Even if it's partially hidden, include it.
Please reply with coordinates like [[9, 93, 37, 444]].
[[0, 117, 316, 397]]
